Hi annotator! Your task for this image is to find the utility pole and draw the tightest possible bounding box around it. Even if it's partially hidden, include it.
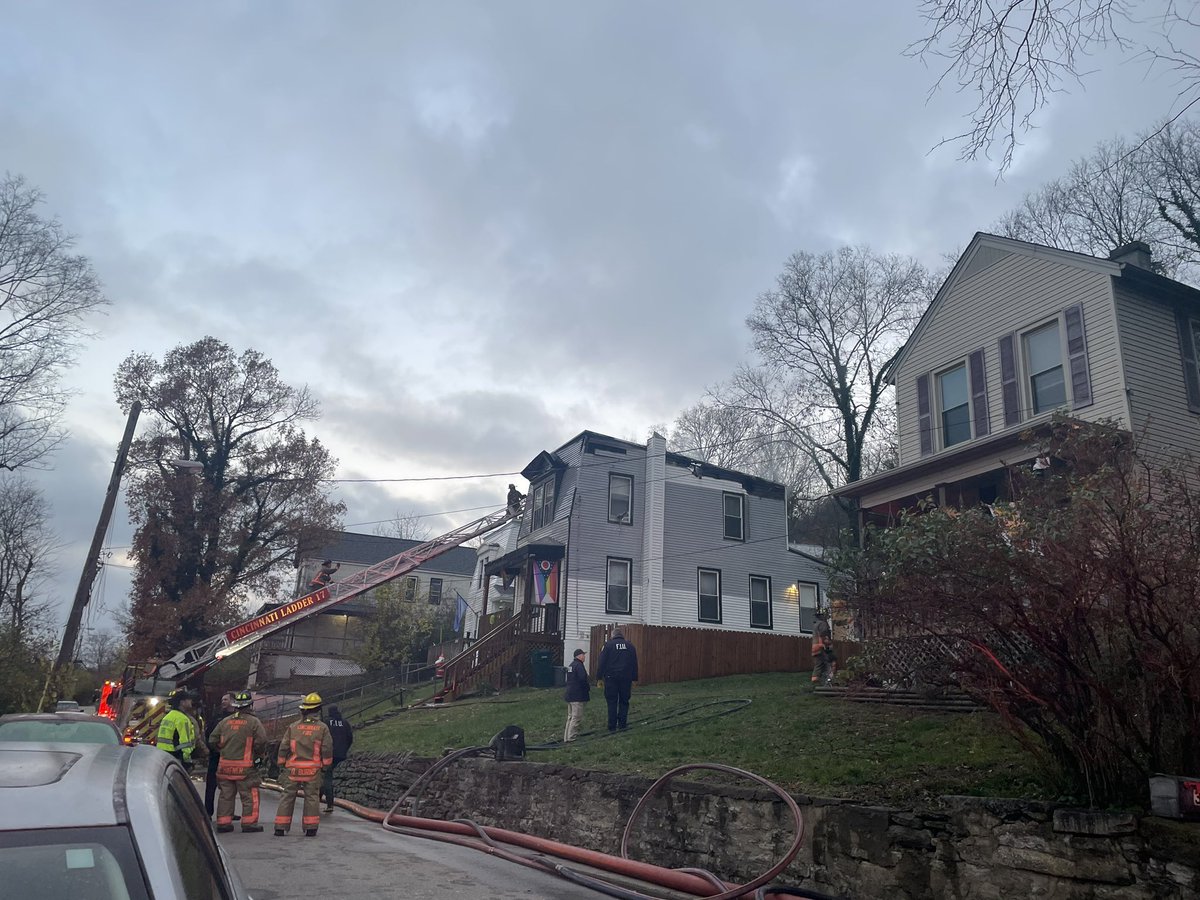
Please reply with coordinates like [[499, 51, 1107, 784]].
[[40, 402, 141, 710]]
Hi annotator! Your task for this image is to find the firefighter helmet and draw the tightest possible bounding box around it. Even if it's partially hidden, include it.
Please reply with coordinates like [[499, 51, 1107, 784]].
[[166, 689, 187, 707], [232, 690, 253, 709], [298, 692, 323, 710]]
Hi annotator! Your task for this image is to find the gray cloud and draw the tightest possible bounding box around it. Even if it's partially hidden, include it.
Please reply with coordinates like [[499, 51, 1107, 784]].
[[1, 0, 1169, 638]]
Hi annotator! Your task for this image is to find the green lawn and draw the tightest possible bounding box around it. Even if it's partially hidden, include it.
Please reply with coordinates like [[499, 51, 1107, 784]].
[[353, 672, 1052, 807]]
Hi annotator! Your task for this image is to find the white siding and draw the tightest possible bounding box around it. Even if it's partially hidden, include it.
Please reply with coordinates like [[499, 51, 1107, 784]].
[[897, 252, 1126, 466]]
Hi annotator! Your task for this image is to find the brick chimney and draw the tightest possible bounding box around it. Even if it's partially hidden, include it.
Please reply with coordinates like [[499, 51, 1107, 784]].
[[1109, 240, 1153, 270]]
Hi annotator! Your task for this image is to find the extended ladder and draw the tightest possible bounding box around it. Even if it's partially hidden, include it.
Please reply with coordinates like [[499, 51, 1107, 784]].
[[149, 506, 514, 685]]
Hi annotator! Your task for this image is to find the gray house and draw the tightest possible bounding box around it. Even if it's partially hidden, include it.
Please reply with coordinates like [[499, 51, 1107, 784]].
[[477, 430, 829, 661], [835, 233, 1200, 523], [248, 532, 475, 684]]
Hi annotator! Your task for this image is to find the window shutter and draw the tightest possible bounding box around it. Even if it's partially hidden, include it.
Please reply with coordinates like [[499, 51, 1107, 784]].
[[968, 348, 989, 437], [1176, 311, 1200, 413], [998, 333, 1021, 427], [1063, 304, 1092, 409], [916, 372, 932, 456]]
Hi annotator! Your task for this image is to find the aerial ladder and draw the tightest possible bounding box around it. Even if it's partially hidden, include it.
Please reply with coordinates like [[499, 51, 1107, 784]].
[[113, 505, 515, 743]]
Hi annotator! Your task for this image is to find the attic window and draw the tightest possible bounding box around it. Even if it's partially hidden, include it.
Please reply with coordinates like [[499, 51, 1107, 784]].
[[531, 477, 556, 531]]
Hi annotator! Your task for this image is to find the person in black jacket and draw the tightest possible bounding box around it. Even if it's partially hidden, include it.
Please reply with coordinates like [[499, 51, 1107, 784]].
[[596, 627, 638, 732], [321, 704, 354, 813], [563, 648, 591, 742]]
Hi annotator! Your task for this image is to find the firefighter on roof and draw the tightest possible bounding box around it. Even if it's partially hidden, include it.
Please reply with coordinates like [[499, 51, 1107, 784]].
[[156, 689, 198, 769], [274, 692, 333, 837], [210, 690, 267, 833]]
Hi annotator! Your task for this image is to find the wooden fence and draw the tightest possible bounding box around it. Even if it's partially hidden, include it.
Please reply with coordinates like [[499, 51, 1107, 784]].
[[588, 623, 859, 686]]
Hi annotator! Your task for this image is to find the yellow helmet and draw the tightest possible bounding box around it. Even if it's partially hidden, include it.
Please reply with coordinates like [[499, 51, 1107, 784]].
[[298, 692, 323, 710]]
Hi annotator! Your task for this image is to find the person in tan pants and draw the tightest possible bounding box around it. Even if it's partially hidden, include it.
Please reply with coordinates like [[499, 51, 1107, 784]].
[[274, 693, 333, 837], [210, 690, 267, 833]]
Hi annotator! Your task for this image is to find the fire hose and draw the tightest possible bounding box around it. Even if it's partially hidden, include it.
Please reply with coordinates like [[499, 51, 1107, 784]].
[[258, 759, 842, 899]]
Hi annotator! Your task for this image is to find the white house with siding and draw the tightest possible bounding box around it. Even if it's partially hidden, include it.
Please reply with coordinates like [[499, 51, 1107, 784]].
[[834, 233, 1200, 523], [478, 430, 829, 661]]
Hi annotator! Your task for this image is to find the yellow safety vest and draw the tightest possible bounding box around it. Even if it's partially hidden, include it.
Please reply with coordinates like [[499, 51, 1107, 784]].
[[157, 708, 197, 760]]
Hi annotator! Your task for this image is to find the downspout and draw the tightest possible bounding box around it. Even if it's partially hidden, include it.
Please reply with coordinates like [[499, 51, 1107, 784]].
[[642, 433, 667, 626]]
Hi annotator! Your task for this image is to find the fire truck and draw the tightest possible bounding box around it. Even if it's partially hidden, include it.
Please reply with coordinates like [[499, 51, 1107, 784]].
[[110, 506, 514, 743]]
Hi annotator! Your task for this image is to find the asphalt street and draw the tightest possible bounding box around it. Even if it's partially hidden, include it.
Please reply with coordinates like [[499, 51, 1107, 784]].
[[217, 808, 608, 900]]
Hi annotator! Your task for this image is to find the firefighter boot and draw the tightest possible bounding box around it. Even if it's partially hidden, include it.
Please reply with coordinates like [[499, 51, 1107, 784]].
[[216, 825, 234, 834], [305, 829, 318, 837], [274, 829, 286, 837], [241, 824, 264, 833]]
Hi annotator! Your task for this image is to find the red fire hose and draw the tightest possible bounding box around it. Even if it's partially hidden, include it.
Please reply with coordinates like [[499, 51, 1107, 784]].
[[263, 761, 830, 899]]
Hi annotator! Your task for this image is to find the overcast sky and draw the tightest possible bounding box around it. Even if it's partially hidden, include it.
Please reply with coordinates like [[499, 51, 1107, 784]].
[[2, 1, 1182, 641]]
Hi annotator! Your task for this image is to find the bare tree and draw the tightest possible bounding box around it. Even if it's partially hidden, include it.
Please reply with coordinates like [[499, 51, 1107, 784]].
[[716, 246, 932, 509], [1147, 117, 1200, 257], [374, 509, 433, 542], [0, 175, 107, 470], [0, 475, 56, 636], [996, 122, 1200, 280], [997, 133, 1192, 274], [910, 0, 1199, 171], [81, 628, 124, 676], [117, 337, 345, 659]]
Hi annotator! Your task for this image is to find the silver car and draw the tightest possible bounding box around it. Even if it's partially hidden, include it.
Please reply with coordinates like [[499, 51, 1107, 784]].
[[0, 741, 251, 899]]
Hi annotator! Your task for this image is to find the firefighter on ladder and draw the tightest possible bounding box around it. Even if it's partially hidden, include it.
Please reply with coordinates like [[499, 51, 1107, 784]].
[[274, 692, 333, 837], [209, 690, 267, 833]]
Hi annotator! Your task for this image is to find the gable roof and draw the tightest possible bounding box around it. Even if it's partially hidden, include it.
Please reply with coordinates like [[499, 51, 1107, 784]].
[[889, 233, 1122, 384]]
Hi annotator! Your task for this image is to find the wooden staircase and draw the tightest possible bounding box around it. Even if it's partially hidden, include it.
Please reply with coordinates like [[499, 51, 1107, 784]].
[[439, 604, 561, 700], [813, 684, 982, 712]]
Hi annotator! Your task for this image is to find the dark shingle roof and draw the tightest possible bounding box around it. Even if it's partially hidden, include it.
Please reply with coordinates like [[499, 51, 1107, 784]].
[[313, 531, 476, 577]]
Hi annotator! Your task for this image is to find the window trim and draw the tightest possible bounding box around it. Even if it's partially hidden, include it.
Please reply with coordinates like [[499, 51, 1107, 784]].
[[749, 574, 773, 629], [428, 577, 443, 605], [608, 473, 634, 524], [1022, 318, 1068, 416], [936, 361, 972, 449], [402, 576, 417, 603], [796, 581, 820, 634], [605, 557, 633, 615], [531, 476, 556, 531], [697, 567, 722, 624], [722, 492, 745, 541]]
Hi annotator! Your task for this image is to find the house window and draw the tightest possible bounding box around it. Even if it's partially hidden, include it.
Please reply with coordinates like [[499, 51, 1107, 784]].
[[428, 577, 443, 605], [531, 477, 556, 531], [403, 577, 417, 603], [608, 473, 633, 524], [697, 568, 722, 623], [722, 492, 745, 541], [797, 582, 819, 633], [606, 558, 632, 615], [749, 575, 772, 629], [938, 363, 971, 448], [1024, 321, 1065, 414]]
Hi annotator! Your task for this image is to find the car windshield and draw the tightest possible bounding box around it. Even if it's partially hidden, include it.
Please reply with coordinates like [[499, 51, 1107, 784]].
[[0, 826, 149, 900], [0, 719, 118, 744]]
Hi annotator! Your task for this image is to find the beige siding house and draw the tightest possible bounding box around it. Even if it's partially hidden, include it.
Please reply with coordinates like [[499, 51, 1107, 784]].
[[836, 233, 1200, 523]]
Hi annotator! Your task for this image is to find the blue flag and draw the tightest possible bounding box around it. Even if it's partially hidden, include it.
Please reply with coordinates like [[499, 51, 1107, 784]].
[[453, 591, 470, 632]]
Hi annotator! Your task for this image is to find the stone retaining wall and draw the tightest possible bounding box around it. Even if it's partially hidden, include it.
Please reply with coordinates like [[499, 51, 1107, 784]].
[[334, 751, 1200, 899]]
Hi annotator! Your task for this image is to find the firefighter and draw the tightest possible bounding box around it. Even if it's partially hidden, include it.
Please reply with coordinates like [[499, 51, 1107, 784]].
[[506, 484, 525, 516], [209, 690, 267, 833], [811, 613, 836, 686], [273, 692, 333, 837], [156, 689, 198, 770], [309, 559, 340, 590]]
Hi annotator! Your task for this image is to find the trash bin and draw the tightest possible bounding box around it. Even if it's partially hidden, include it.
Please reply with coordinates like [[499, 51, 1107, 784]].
[[530, 649, 554, 688]]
